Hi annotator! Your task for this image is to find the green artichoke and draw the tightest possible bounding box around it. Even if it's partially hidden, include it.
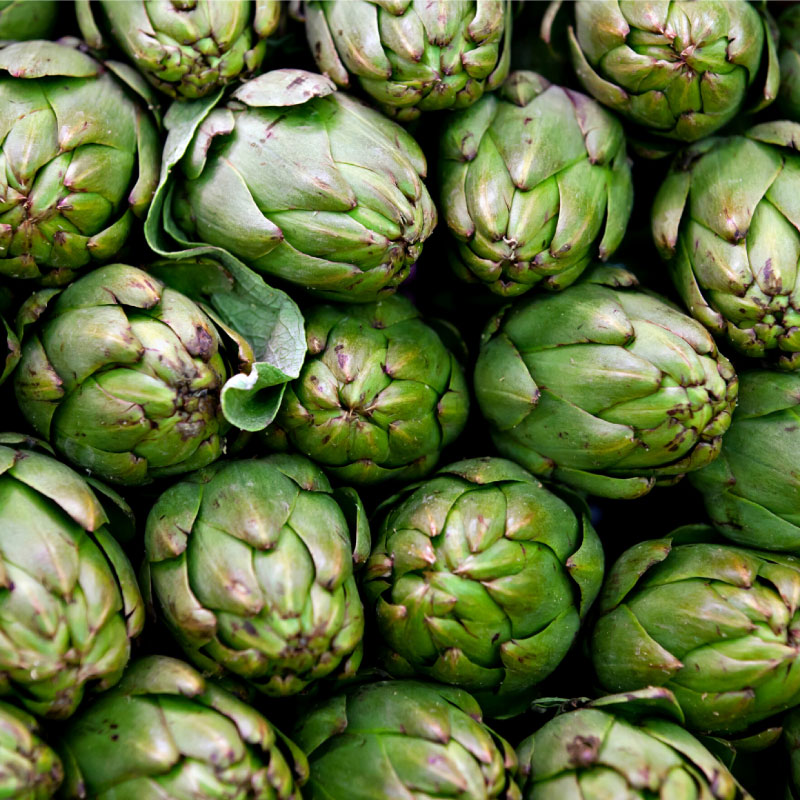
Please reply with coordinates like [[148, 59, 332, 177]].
[[654, 121, 800, 369], [440, 70, 633, 297], [0, 40, 160, 285], [14, 264, 229, 486], [161, 69, 436, 303], [1, 310, 19, 385], [266, 295, 468, 485], [143, 455, 370, 696], [0, 434, 143, 719], [293, 680, 521, 800], [59, 656, 308, 800], [517, 688, 752, 799], [76, 0, 281, 100], [298, 0, 510, 121], [0, 1, 57, 41], [473, 266, 738, 500], [591, 524, 800, 734], [779, 6, 800, 120], [786, 707, 800, 799], [363, 457, 603, 717]]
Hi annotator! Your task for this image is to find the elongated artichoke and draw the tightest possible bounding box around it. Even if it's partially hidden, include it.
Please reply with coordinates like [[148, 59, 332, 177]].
[[474, 266, 738, 500], [59, 656, 308, 800], [440, 71, 632, 297], [298, 0, 510, 121], [293, 680, 521, 800], [654, 122, 800, 369], [161, 69, 436, 303], [143, 455, 370, 696], [266, 295, 468, 485], [0, 434, 143, 719], [591, 525, 800, 734], [0, 40, 160, 285], [517, 688, 751, 799], [0, 1, 57, 40], [779, 6, 800, 120], [363, 458, 603, 717]]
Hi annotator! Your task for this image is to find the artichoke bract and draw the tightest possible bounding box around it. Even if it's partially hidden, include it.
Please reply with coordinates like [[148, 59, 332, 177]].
[[14, 264, 228, 486], [0, 40, 160, 285], [267, 295, 468, 485], [363, 458, 603, 718], [293, 680, 521, 800], [654, 122, 800, 370], [0, 434, 143, 719], [779, 6, 800, 120], [517, 688, 752, 799], [299, 0, 510, 121], [440, 71, 633, 297], [77, 0, 281, 100], [165, 69, 436, 303], [143, 455, 370, 697], [0, 0, 57, 40], [591, 525, 800, 734], [59, 656, 308, 800], [473, 266, 738, 500]]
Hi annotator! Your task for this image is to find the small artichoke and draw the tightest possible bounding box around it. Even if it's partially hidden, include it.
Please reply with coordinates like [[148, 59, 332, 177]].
[[0, 1, 57, 41], [474, 266, 738, 500], [363, 458, 603, 717], [0, 40, 160, 285], [293, 680, 521, 800], [299, 0, 510, 121], [779, 5, 800, 120], [591, 525, 800, 734], [440, 70, 633, 297], [654, 121, 800, 370], [267, 295, 468, 485], [0, 434, 143, 719], [59, 656, 308, 800]]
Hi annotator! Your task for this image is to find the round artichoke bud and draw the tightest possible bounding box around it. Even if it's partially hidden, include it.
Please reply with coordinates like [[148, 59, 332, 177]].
[[779, 6, 800, 120], [654, 121, 800, 370], [363, 458, 603, 717], [0, 1, 57, 40], [299, 0, 510, 122], [439, 71, 633, 297], [268, 295, 468, 485], [59, 656, 309, 800], [293, 680, 521, 800], [473, 265, 738, 500], [167, 69, 437, 303], [0, 40, 160, 285], [143, 455, 370, 696], [76, 0, 281, 100], [591, 525, 800, 734], [14, 264, 228, 486], [0, 434, 144, 719], [517, 688, 752, 799]]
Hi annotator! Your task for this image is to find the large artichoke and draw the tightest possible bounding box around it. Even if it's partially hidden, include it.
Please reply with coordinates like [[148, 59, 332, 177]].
[[439, 70, 632, 297], [473, 266, 738, 500], [293, 680, 521, 800], [591, 525, 800, 734], [298, 0, 510, 121], [363, 458, 603, 717], [0, 40, 160, 285], [0, 434, 143, 719], [266, 295, 468, 485], [779, 5, 800, 120], [654, 121, 800, 370], [0, 1, 57, 41], [59, 656, 308, 800], [143, 455, 369, 696]]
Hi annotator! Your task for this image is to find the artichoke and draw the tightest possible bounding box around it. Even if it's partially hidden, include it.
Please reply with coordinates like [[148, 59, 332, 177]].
[[14, 264, 229, 486], [59, 656, 308, 800], [654, 121, 800, 370], [266, 295, 468, 485], [1, 310, 19, 385], [786, 707, 800, 799], [298, 0, 510, 121], [591, 524, 800, 734], [779, 5, 800, 120], [160, 69, 436, 303], [440, 70, 633, 297], [0, 434, 143, 719], [0, 1, 57, 41], [473, 265, 738, 500], [143, 455, 369, 696], [0, 40, 160, 285], [293, 680, 521, 800], [517, 688, 751, 799], [363, 457, 603, 717]]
